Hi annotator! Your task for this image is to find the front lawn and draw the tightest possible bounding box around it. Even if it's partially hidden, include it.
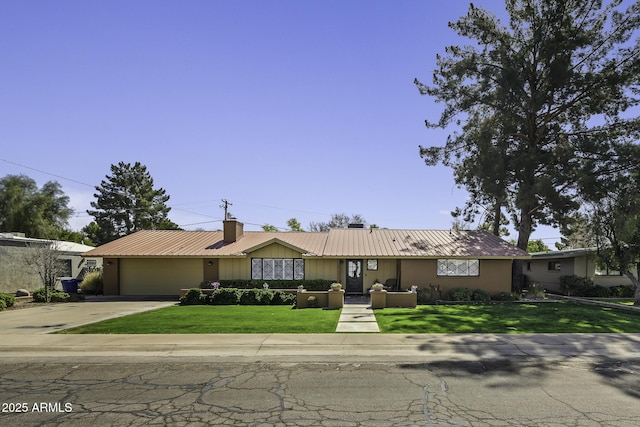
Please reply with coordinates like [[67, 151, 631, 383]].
[[374, 302, 640, 333], [58, 306, 341, 334]]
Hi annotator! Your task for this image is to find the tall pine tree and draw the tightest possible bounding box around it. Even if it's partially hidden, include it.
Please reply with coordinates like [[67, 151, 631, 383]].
[[85, 162, 179, 245]]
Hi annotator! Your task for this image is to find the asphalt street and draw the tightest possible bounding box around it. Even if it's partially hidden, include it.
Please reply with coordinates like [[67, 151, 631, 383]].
[[1, 357, 639, 426]]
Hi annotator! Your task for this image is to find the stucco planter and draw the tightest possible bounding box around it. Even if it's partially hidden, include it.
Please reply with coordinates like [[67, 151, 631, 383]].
[[386, 292, 417, 308], [296, 291, 329, 309], [369, 289, 387, 309], [327, 289, 344, 309]]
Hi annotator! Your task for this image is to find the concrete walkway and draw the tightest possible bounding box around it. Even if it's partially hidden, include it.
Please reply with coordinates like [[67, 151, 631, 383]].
[[336, 303, 380, 332]]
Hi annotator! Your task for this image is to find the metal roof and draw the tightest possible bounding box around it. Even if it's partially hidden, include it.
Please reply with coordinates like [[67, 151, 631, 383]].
[[83, 230, 329, 257], [323, 228, 529, 258], [83, 228, 530, 259]]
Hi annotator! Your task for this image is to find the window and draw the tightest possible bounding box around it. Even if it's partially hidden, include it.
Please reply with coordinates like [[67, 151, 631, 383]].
[[86, 259, 97, 268], [595, 266, 622, 276], [367, 259, 378, 271], [437, 259, 479, 277], [57, 259, 72, 277], [548, 262, 561, 271], [252, 258, 304, 280]]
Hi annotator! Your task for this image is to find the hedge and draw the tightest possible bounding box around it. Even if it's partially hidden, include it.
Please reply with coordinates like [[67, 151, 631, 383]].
[[180, 288, 296, 306]]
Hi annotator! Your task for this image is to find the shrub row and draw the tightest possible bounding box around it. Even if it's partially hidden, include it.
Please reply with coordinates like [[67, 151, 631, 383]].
[[180, 288, 296, 306], [415, 287, 521, 304], [32, 288, 85, 303], [560, 275, 635, 298], [0, 293, 16, 311], [198, 280, 335, 291]]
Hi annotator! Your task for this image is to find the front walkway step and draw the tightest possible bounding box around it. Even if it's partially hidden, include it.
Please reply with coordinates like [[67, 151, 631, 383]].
[[336, 303, 380, 333]]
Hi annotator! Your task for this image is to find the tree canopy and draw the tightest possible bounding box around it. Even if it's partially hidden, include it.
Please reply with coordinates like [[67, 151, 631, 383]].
[[85, 162, 179, 245], [0, 174, 73, 239], [581, 143, 640, 304], [309, 213, 368, 232], [416, 0, 640, 251]]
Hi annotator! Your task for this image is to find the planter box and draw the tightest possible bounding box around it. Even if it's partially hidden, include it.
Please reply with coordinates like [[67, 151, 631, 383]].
[[296, 291, 329, 309], [370, 290, 387, 309], [386, 292, 417, 308], [369, 290, 417, 309], [327, 289, 345, 309]]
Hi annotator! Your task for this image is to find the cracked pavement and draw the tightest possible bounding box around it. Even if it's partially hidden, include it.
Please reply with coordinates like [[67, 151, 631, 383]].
[[1, 358, 639, 426]]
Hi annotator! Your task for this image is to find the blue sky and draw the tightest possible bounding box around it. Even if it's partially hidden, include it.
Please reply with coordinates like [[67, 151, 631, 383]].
[[1, 0, 561, 244]]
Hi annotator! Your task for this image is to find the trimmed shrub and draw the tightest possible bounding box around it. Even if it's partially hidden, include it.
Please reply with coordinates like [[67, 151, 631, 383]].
[[449, 287, 472, 301], [495, 291, 521, 301], [0, 299, 6, 311], [80, 271, 104, 295], [200, 279, 334, 291], [180, 288, 203, 305], [583, 285, 612, 298], [610, 285, 635, 298], [0, 292, 16, 308], [560, 275, 594, 296], [210, 288, 240, 305], [33, 288, 84, 303], [239, 289, 273, 305], [271, 291, 296, 306], [471, 289, 491, 302], [416, 289, 432, 304]]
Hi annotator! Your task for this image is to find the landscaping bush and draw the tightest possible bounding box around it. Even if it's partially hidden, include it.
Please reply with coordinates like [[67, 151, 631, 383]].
[[271, 291, 296, 306], [471, 289, 491, 302], [210, 288, 241, 305], [560, 275, 595, 296], [584, 285, 612, 298], [80, 270, 104, 295], [416, 289, 432, 304], [180, 288, 203, 305], [33, 288, 84, 303], [449, 287, 472, 301], [609, 285, 636, 298], [494, 291, 521, 301], [200, 279, 334, 291], [0, 292, 16, 309], [0, 299, 6, 311], [526, 283, 546, 299], [239, 289, 273, 305]]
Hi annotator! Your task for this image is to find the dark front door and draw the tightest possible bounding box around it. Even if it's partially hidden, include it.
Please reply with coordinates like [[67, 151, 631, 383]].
[[346, 259, 363, 294]]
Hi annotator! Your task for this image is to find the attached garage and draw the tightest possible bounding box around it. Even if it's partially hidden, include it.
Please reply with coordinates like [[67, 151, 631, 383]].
[[119, 258, 202, 295]]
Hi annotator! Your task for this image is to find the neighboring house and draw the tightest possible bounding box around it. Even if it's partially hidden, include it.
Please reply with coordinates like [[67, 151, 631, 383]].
[[0, 232, 101, 294], [83, 219, 530, 297], [526, 248, 634, 292]]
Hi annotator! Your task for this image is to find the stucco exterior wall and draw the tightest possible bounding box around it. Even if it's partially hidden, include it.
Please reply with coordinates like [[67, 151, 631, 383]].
[[119, 258, 202, 295], [0, 243, 100, 294], [400, 258, 512, 296]]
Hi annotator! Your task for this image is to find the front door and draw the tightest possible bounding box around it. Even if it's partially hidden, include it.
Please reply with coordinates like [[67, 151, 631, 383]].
[[346, 259, 363, 294]]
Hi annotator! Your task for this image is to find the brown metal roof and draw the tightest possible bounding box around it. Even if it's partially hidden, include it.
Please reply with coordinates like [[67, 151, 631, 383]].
[[323, 229, 530, 258], [83, 230, 329, 258], [84, 228, 529, 259]]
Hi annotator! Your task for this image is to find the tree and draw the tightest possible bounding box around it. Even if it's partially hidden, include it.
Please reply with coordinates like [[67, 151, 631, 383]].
[[416, 0, 640, 253], [309, 213, 368, 232], [581, 144, 640, 305], [526, 238, 550, 253], [261, 224, 279, 232], [22, 241, 64, 303], [287, 218, 304, 232], [555, 213, 596, 250], [0, 174, 73, 239], [85, 162, 179, 245]]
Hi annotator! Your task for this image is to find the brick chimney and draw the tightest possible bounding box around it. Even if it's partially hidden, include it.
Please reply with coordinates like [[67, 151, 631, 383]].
[[223, 219, 244, 243]]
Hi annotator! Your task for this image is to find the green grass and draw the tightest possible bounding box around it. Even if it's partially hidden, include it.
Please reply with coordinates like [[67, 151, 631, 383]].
[[594, 299, 635, 306], [374, 302, 640, 334], [58, 305, 341, 334]]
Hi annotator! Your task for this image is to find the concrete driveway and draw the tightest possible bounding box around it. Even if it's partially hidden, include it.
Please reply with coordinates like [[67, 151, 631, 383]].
[[0, 297, 177, 334]]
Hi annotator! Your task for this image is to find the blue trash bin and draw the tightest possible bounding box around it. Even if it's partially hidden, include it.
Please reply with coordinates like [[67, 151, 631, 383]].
[[61, 279, 80, 294]]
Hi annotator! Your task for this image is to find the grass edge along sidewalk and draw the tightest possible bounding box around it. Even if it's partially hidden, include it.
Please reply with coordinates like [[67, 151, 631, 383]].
[[55, 301, 640, 334]]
